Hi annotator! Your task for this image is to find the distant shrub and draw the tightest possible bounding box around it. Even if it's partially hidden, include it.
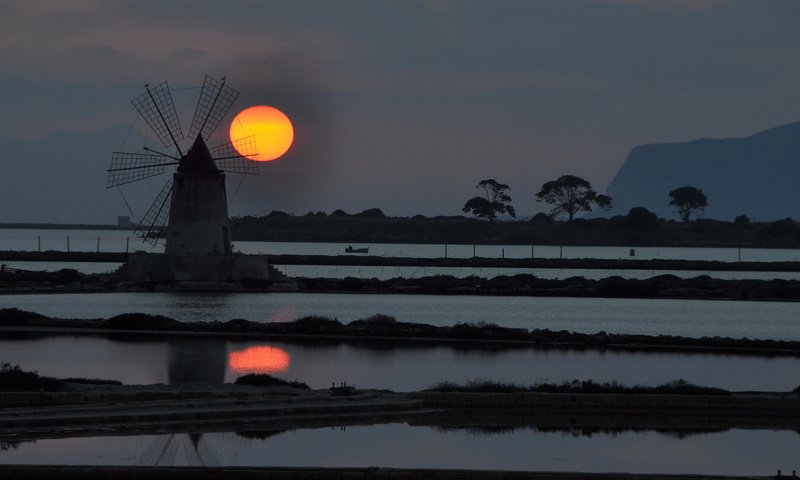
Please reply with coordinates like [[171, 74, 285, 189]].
[[62, 378, 122, 386], [0, 362, 63, 392], [234, 374, 309, 389], [649, 379, 728, 395], [293, 316, 342, 327], [425, 378, 730, 395], [426, 379, 525, 393], [267, 210, 291, 217], [102, 313, 182, 330], [625, 207, 659, 231], [0, 308, 49, 323], [304, 211, 327, 217], [528, 212, 553, 224], [354, 208, 386, 218], [330, 209, 349, 217], [734, 214, 750, 225], [350, 314, 397, 326]]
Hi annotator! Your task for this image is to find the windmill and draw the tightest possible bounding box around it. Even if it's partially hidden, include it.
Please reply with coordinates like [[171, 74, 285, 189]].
[[108, 76, 273, 282], [107, 75, 257, 255]]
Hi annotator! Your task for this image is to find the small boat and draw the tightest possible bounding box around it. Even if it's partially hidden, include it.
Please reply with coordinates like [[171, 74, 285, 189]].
[[345, 245, 369, 254]]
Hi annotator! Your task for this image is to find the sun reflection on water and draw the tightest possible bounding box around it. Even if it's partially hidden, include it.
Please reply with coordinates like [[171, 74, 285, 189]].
[[228, 346, 291, 374]]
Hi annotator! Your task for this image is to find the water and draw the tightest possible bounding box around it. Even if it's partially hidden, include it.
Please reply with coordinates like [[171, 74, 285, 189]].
[[278, 264, 800, 281], [1, 261, 122, 274], [3, 292, 800, 340], [1, 334, 798, 390], [0, 426, 797, 474], [5, 260, 800, 280], [4, 228, 800, 262]]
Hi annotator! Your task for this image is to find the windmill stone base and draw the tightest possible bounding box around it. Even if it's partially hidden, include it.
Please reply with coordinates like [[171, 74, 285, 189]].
[[126, 253, 271, 283]]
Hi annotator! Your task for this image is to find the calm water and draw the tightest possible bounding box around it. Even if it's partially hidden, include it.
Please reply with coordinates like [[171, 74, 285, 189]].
[[1, 334, 798, 391], [0, 426, 797, 475], [5, 260, 800, 281], [2, 292, 800, 340], [3, 228, 800, 262]]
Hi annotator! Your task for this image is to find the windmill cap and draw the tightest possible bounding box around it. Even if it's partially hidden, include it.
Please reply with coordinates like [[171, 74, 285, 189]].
[[179, 134, 220, 173]]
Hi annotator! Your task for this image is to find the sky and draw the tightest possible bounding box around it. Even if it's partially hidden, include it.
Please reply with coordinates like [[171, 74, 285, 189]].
[[1, 0, 799, 222]]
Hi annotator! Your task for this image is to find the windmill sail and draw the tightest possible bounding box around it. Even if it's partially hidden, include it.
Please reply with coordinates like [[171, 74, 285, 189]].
[[209, 135, 259, 175], [188, 75, 239, 141], [107, 152, 177, 188], [135, 178, 173, 245], [131, 81, 184, 152]]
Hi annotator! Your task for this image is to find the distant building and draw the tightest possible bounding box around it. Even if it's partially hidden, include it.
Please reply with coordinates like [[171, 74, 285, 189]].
[[117, 216, 136, 228]]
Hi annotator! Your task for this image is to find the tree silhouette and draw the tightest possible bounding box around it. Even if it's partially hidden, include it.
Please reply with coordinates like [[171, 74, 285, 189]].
[[535, 175, 611, 221], [668, 186, 707, 222], [462, 179, 516, 221], [625, 206, 659, 230]]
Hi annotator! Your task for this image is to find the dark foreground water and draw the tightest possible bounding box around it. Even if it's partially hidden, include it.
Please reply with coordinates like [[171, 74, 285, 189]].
[[1, 334, 798, 391], [1, 426, 797, 475], [3, 292, 800, 340]]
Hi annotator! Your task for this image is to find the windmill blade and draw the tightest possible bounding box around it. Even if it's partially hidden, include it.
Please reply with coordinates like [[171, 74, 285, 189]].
[[209, 135, 259, 175], [106, 152, 177, 188], [131, 81, 184, 152], [135, 178, 173, 245], [187, 75, 239, 141]]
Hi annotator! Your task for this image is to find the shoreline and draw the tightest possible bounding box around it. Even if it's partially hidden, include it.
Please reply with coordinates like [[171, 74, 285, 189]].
[[3, 309, 800, 357], [5, 249, 800, 272], [2, 382, 800, 438], [0, 465, 786, 480]]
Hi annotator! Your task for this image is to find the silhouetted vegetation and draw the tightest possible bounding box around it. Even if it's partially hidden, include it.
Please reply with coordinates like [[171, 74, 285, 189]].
[[102, 313, 183, 330], [234, 373, 309, 389], [426, 378, 730, 395], [0, 362, 62, 392], [6, 308, 800, 356], [61, 378, 123, 386], [669, 186, 708, 222], [462, 179, 516, 221], [536, 175, 611, 221], [227, 211, 800, 248], [0, 362, 122, 391]]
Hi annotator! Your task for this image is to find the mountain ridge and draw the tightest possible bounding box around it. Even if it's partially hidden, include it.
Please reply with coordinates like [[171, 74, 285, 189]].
[[604, 121, 800, 221]]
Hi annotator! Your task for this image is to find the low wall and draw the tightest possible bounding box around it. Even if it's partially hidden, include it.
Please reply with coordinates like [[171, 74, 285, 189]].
[[0, 466, 777, 480], [410, 391, 800, 415], [126, 253, 270, 281]]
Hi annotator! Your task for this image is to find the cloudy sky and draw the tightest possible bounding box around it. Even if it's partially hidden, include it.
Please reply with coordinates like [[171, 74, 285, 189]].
[[1, 0, 799, 221]]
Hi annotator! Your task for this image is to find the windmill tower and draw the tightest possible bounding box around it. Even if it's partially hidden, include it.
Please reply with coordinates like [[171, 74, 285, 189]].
[[108, 76, 270, 282]]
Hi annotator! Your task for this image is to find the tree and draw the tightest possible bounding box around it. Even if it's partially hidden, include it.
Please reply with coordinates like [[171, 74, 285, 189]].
[[625, 206, 659, 230], [535, 175, 611, 221], [462, 179, 516, 221], [668, 186, 707, 222]]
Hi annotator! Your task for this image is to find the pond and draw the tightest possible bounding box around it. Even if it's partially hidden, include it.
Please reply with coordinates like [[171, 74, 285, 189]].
[[1, 425, 797, 475], [1, 333, 798, 391], [3, 291, 800, 340]]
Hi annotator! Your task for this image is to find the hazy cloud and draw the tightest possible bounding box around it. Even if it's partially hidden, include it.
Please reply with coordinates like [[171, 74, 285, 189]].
[[1, 0, 799, 219], [172, 48, 208, 60], [595, 0, 727, 10]]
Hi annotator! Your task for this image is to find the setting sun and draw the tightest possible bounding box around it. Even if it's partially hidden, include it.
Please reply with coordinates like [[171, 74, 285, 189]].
[[228, 345, 291, 374], [229, 105, 294, 161]]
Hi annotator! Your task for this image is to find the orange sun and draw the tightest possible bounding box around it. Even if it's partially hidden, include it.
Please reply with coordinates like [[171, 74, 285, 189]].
[[228, 346, 291, 374], [230, 105, 294, 161]]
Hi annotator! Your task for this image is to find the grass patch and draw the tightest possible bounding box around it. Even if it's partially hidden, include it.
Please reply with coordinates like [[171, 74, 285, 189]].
[[426, 379, 526, 393], [349, 314, 397, 326], [234, 373, 309, 389], [62, 378, 123, 386], [426, 378, 730, 395]]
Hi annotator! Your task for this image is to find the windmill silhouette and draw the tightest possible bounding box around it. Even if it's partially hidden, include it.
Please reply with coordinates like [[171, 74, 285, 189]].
[[109, 76, 274, 282], [108, 75, 257, 253]]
